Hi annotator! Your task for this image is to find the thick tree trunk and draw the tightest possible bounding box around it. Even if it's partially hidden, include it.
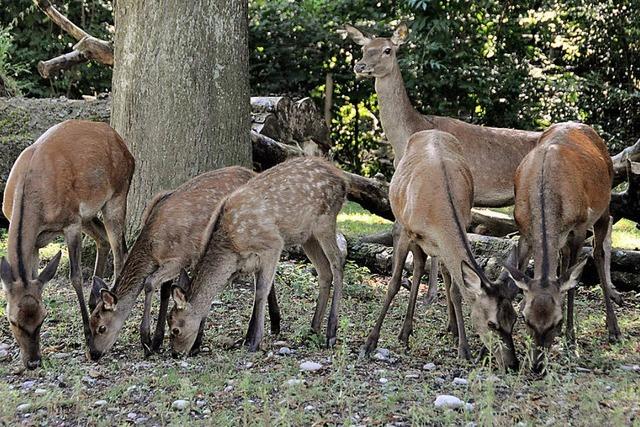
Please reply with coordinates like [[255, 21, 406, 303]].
[[111, 0, 251, 236]]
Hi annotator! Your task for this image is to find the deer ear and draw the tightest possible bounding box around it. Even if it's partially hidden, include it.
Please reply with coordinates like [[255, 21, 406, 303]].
[[391, 23, 409, 46], [101, 289, 118, 311], [178, 269, 191, 290], [91, 276, 109, 310], [37, 251, 62, 284], [560, 256, 588, 292], [343, 24, 371, 45], [0, 257, 14, 289], [460, 261, 483, 296], [172, 285, 188, 311], [502, 262, 531, 291]]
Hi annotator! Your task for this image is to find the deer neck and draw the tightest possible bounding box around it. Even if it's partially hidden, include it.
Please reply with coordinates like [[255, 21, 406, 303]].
[[188, 240, 238, 317], [530, 168, 562, 282], [111, 238, 158, 314], [7, 182, 40, 282], [375, 64, 428, 164]]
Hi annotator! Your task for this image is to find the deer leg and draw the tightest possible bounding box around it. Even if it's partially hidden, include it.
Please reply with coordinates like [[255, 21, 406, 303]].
[[424, 255, 439, 305], [398, 246, 426, 348], [245, 252, 280, 352], [443, 269, 458, 338], [152, 281, 173, 352], [64, 224, 93, 349], [361, 229, 411, 356], [139, 261, 181, 355], [449, 278, 471, 360], [101, 194, 128, 282], [562, 230, 586, 347], [190, 318, 207, 356], [83, 218, 110, 278], [314, 226, 344, 348], [302, 236, 333, 335], [267, 282, 281, 335], [593, 215, 622, 343]]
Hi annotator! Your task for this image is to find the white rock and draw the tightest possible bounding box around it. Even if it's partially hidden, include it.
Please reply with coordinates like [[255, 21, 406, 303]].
[[196, 399, 206, 407], [621, 364, 640, 372], [0, 349, 9, 360], [465, 403, 475, 411], [304, 405, 315, 411], [434, 395, 464, 409], [453, 377, 468, 386], [172, 400, 189, 410], [379, 377, 388, 384], [0, 343, 10, 351], [278, 347, 293, 355], [203, 409, 211, 415], [375, 348, 390, 358], [224, 385, 234, 393], [34, 388, 46, 395], [127, 412, 137, 420], [423, 362, 436, 371], [135, 417, 149, 425], [286, 379, 303, 386], [180, 361, 189, 368], [16, 403, 32, 413], [94, 400, 107, 407], [405, 373, 420, 379], [300, 361, 323, 372]]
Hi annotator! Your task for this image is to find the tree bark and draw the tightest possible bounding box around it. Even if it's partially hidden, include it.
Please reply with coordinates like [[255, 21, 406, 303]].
[[111, 0, 251, 236]]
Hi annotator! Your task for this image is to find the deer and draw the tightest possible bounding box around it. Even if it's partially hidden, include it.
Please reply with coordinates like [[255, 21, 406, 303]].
[[364, 130, 519, 369], [344, 23, 542, 352], [86, 166, 279, 360], [502, 122, 621, 373], [168, 157, 347, 356], [0, 120, 134, 369]]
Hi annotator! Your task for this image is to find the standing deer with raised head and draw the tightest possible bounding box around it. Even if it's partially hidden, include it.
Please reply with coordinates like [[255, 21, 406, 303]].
[[87, 167, 273, 360], [503, 122, 621, 373], [168, 157, 347, 356], [344, 23, 542, 349], [365, 130, 518, 370], [0, 120, 134, 369]]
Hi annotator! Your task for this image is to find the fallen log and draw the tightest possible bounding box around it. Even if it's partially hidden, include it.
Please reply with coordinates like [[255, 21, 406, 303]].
[[612, 137, 640, 186], [346, 235, 640, 293], [34, 0, 113, 78]]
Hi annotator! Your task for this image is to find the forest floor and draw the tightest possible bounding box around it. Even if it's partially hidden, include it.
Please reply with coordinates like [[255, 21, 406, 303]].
[[0, 204, 639, 426]]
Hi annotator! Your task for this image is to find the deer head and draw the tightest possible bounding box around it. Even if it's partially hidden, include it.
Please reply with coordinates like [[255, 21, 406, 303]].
[[86, 276, 124, 361], [344, 23, 408, 78], [167, 269, 201, 357], [460, 261, 519, 371], [503, 257, 587, 371], [1, 251, 61, 369]]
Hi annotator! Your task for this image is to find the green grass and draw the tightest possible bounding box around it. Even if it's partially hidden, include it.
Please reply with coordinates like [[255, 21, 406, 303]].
[[0, 205, 639, 425], [337, 201, 392, 239]]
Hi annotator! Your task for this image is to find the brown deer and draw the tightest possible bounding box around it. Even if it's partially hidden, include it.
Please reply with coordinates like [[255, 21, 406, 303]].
[[168, 157, 347, 356], [0, 120, 134, 369], [367, 130, 518, 369], [345, 23, 541, 349], [87, 166, 277, 360], [503, 122, 621, 373]]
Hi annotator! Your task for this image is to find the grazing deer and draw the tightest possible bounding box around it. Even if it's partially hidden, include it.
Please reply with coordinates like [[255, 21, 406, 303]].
[[364, 130, 518, 370], [87, 167, 273, 360], [168, 157, 347, 356], [0, 120, 134, 369], [503, 122, 621, 373], [344, 23, 542, 348]]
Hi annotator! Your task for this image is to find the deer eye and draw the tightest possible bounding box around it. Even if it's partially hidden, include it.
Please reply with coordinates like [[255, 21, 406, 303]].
[[383, 47, 392, 55], [172, 328, 181, 337], [98, 325, 107, 334]]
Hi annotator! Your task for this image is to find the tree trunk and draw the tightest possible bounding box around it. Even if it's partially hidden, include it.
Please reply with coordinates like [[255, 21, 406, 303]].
[[111, 0, 251, 236]]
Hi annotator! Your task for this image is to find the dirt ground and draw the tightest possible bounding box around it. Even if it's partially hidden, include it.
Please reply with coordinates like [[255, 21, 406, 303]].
[[0, 259, 639, 426]]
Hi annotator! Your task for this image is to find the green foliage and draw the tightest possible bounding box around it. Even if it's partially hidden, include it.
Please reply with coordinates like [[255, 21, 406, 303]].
[[0, 0, 113, 98], [249, 0, 640, 176], [0, 26, 27, 96]]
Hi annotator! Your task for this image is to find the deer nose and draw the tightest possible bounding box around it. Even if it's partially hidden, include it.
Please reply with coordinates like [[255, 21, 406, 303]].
[[88, 350, 103, 361], [354, 63, 367, 73]]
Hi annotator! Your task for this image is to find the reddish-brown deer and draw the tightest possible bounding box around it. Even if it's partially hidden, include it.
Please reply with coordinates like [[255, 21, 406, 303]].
[[87, 167, 275, 360], [503, 122, 621, 373], [364, 130, 518, 370], [168, 157, 347, 356], [344, 24, 542, 347], [0, 120, 134, 369]]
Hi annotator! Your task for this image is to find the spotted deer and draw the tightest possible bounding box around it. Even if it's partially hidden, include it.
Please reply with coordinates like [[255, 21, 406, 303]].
[[503, 122, 621, 373], [87, 167, 276, 360], [0, 120, 134, 369], [345, 24, 541, 348], [364, 130, 518, 369], [168, 157, 347, 356]]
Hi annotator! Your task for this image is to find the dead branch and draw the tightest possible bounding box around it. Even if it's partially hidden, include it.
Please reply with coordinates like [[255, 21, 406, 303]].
[[610, 160, 640, 224], [34, 0, 113, 78], [612, 138, 640, 186]]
